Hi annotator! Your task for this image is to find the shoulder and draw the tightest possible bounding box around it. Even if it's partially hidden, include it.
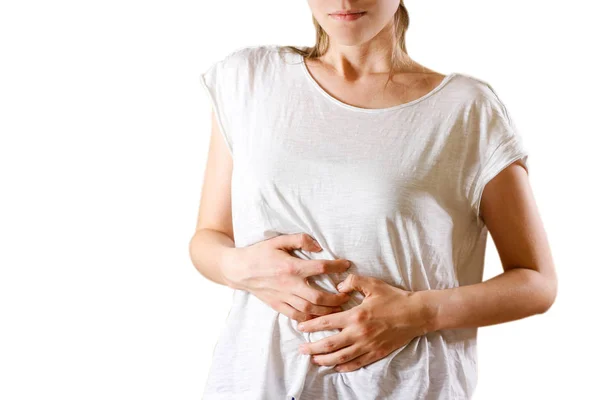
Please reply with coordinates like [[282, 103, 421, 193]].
[[212, 44, 284, 71], [200, 45, 275, 88], [451, 72, 508, 104], [200, 45, 293, 104], [449, 72, 513, 120], [203, 44, 302, 91]]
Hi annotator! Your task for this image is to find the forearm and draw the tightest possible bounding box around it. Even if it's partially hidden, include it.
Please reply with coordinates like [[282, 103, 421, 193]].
[[418, 267, 557, 333], [188, 228, 238, 289]]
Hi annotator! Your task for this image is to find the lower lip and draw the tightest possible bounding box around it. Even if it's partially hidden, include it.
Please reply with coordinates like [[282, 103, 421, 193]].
[[329, 12, 366, 21]]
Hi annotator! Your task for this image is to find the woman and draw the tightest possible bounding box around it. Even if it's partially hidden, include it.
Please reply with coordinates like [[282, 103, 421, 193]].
[[190, 1, 558, 399]]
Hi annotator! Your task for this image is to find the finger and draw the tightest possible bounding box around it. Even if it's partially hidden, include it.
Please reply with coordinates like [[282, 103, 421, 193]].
[[272, 301, 312, 323], [311, 344, 366, 367], [297, 309, 350, 332], [293, 284, 351, 307], [298, 330, 353, 356], [334, 349, 389, 372], [272, 232, 322, 253], [336, 273, 377, 297], [286, 294, 343, 316], [297, 258, 352, 278]]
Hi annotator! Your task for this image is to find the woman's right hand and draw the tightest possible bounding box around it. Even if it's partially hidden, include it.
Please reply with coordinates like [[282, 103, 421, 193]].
[[223, 233, 352, 322]]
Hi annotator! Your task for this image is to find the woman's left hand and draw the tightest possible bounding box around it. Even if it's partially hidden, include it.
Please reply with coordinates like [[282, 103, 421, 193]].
[[296, 273, 434, 372]]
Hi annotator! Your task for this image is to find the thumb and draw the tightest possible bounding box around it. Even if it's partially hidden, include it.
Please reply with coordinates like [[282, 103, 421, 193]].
[[337, 273, 374, 297]]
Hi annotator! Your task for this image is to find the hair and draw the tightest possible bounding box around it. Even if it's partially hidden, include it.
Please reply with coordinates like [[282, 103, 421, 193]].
[[281, 1, 411, 88]]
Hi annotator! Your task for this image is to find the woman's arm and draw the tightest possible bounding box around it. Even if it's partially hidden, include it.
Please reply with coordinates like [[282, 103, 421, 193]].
[[421, 161, 558, 332], [296, 162, 557, 372], [189, 110, 237, 288], [190, 110, 353, 321]]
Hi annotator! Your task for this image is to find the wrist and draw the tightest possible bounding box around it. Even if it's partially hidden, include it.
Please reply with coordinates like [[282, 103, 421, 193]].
[[409, 289, 441, 335], [220, 247, 245, 290]]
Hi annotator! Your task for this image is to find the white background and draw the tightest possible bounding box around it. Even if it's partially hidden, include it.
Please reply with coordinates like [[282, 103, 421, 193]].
[[1, 1, 597, 399]]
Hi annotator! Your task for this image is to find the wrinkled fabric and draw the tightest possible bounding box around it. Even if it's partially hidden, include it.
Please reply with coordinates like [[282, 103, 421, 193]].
[[199, 45, 529, 400]]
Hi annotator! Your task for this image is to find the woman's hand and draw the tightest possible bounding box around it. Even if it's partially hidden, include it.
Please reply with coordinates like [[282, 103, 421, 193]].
[[223, 233, 352, 322], [295, 273, 433, 372]]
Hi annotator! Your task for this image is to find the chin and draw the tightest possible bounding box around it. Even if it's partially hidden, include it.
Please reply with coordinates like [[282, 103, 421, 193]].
[[326, 31, 370, 46]]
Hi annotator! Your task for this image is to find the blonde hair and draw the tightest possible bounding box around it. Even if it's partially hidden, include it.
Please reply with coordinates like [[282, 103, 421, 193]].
[[282, 1, 410, 87]]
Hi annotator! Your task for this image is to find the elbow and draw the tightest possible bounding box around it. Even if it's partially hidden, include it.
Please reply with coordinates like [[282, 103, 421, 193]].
[[534, 271, 558, 315], [188, 232, 202, 273], [188, 233, 196, 261]]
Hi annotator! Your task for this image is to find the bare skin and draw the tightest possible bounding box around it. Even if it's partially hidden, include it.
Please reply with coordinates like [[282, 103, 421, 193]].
[[303, 49, 445, 110], [304, 0, 446, 110], [191, 0, 557, 373]]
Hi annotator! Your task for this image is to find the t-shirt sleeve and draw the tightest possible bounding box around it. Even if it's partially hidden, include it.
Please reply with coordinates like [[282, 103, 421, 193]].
[[199, 57, 234, 155], [466, 82, 530, 225]]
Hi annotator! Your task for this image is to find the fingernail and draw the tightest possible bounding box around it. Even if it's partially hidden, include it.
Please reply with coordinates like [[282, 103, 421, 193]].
[[312, 239, 322, 249], [337, 283, 344, 291], [345, 261, 351, 268], [298, 323, 305, 331]]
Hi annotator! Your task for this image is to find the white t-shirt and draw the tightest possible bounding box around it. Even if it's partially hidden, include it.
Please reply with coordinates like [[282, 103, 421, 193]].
[[199, 44, 529, 400]]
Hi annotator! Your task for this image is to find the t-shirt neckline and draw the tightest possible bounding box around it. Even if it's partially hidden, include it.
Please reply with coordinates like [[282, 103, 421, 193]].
[[300, 54, 457, 113]]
